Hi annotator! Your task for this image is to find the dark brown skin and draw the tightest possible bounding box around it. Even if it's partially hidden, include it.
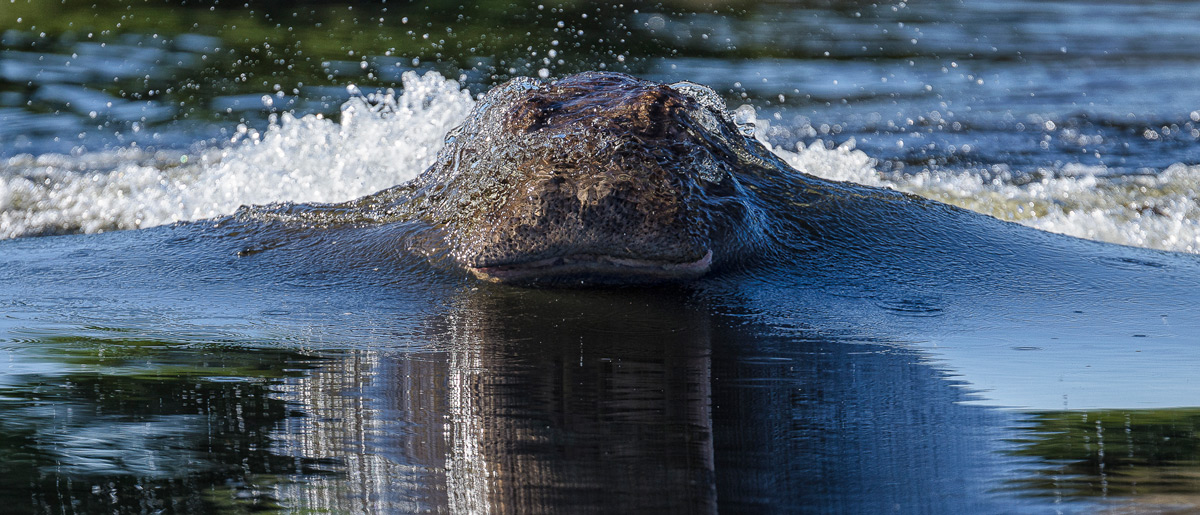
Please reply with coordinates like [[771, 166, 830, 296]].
[[403, 72, 765, 285]]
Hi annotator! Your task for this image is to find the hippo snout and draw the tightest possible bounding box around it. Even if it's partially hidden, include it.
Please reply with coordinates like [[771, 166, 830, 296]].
[[454, 166, 714, 284]]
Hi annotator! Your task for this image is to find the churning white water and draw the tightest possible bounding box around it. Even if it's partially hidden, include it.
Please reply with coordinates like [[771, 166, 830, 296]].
[[0, 71, 473, 237], [2, 71, 1198, 254], [771, 141, 1200, 253]]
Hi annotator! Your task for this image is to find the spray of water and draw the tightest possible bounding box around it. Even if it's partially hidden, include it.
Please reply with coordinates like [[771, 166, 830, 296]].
[[772, 140, 1200, 253], [1, 71, 473, 237], [2, 72, 1198, 254]]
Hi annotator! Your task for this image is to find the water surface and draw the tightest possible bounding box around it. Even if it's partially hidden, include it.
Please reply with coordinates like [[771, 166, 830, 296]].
[[3, 0, 1200, 513]]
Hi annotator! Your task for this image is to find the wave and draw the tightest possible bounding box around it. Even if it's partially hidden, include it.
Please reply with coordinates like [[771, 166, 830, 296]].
[[1, 71, 473, 237], [2, 72, 1198, 255], [770, 140, 1200, 253]]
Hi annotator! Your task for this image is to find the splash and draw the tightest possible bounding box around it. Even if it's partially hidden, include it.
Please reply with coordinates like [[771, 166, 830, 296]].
[[897, 163, 1200, 253], [2, 72, 1198, 255], [0, 71, 475, 238], [770, 136, 1200, 254]]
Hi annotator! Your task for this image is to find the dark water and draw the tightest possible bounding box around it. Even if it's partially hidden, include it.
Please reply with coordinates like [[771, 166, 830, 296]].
[[4, 0, 1200, 513]]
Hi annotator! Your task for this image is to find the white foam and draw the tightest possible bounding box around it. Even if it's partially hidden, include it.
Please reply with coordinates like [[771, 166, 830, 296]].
[[0, 71, 475, 238], [772, 140, 1200, 253], [769, 139, 885, 187], [3, 74, 1198, 255]]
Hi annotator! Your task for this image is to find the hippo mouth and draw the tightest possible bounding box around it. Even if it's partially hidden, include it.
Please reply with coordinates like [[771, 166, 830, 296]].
[[467, 250, 713, 284]]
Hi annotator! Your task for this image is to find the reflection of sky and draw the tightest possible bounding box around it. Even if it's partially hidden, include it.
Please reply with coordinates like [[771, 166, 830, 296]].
[[735, 248, 1200, 413], [0, 348, 75, 393], [915, 320, 1200, 411], [35, 415, 206, 477]]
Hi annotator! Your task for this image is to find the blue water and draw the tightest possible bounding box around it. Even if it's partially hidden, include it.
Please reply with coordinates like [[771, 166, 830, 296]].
[[4, 0, 1200, 513]]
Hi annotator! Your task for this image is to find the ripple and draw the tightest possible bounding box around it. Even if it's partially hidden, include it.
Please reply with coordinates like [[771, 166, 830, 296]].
[[875, 298, 946, 318]]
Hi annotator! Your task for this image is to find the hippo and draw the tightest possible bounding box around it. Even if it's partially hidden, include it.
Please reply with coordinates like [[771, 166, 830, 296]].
[[220, 70, 1200, 318], [242, 71, 976, 286]]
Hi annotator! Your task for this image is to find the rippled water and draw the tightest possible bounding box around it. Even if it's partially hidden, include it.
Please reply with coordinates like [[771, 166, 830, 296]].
[[4, 0, 1200, 513]]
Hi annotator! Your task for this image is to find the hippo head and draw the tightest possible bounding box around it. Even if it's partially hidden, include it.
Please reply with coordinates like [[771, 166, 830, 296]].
[[412, 72, 765, 285]]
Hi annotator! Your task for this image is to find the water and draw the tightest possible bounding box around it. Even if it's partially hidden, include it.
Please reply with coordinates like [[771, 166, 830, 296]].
[[3, 0, 1200, 512]]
